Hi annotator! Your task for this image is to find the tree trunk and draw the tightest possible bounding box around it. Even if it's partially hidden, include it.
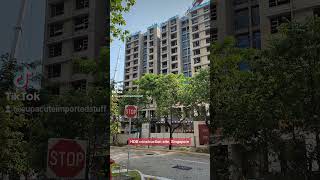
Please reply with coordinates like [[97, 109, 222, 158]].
[[169, 129, 172, 150]]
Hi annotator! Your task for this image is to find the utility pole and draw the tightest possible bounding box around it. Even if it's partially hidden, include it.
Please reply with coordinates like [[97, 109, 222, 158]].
[[10, 0, 28, 61]]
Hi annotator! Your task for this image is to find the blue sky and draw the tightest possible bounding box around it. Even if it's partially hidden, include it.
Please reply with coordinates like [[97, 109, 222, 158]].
[[110, 0, 195, 83], [0, 0, 45, 62]]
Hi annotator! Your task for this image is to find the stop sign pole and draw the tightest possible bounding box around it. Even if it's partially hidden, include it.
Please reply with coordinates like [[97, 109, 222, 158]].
[[124, 105, 138, 174]]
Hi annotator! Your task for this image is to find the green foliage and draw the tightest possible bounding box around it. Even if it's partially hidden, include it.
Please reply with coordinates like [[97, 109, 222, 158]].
[[110, 0, 136, 42]]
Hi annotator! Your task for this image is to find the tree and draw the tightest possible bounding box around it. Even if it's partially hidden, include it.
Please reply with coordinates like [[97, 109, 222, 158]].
[[110, 0, 136, 42], [136, 73, 190, 150]]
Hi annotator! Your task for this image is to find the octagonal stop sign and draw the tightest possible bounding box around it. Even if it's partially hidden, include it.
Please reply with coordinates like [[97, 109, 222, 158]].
[[124, 105, 138, 118], [47, 138, 87, 179]]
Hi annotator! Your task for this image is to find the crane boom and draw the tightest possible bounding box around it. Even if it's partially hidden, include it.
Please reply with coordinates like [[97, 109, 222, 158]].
[[10, 0, 28, 61]]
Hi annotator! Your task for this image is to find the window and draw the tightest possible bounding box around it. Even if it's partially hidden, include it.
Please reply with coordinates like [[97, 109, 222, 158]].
[[193, 41, 200, 47], [252, 6, 260, 26], [149, 69, 153, 73], [170, 19, 176, 25], [171, 26, 177, 32], [162, 47, 167, 52], [172, 55, 177, 61], [126, 62, 130, 67], [269, 0, 290, 7], [133, 67, 138, 71], [133, 53, 138, 58], [253, 31, 261, 49], [125, 68, 130, 73], [74, 15, 89, 31], [149, 55, 154, 60], [207, 47, 210, 52], [162, 40, 167, 45], [162, 54, 167, 58], [126, 56, 130, 60], [162, 33, 167, 38], [171, 33, 177, 39], [134, 60, 138, 64], [192, 18, 198, 24], [74, 37, 88, 51], [193, 49, 200, 55], [49, 22, 63, 37], [171, 63, 178, 69], [162, 25, 167, 31], [270, 14, 291, 33], [171, 48, 177, 54], [171, 40, 177, 46], [194, 66, 201, 72], [162, 69, 167, 74], [144, 36, 147, 40], [162, 62, 167, 67], [193, 33, 200, 39], [236, 34, 250, 48], [149, 35, 154, 40], [211, 5, 217, 20], [51, 3, 64, 17], [47, 64, 61, 78], [149, 62, 154, 67], [191, 10, 197, 17], [76, 0, 89, 9], [126, 50, 131, 54], [125, 75, 129, 79], [134, 47, 138, 52], [192, 25, 199, 32], [149, 41, 154, 46], [149, 28, 154, 33], [194, 57, 201, 64], [124, 82, 129, 87], [206, 38, 211, 44], [48, 43, 62, 57], [126, 44, 131, 48], [149, 48, 154, 53], [235, 8, 249, 30], [133, 73, 137, 78], [211, 28, 218, 41]]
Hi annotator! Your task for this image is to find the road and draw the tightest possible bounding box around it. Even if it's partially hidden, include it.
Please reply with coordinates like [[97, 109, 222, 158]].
[[111, 146, 210, 180]]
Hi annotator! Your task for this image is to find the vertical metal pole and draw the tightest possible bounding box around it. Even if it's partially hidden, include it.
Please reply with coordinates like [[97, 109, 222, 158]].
[[10, 0, 28, 61], [127, 118, 131, 174]]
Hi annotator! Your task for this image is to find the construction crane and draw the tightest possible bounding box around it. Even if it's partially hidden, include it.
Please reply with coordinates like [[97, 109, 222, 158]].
[[112, 46, 121, 82], [10, 0, 28, 61]]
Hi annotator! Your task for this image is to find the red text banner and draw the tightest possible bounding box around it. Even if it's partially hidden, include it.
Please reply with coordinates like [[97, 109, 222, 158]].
[[128, 138, 192, 146]]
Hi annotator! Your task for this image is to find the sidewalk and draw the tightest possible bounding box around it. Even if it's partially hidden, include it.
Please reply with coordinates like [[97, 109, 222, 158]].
[[111, 145, 210, 156], [112, 169, 173, 180]]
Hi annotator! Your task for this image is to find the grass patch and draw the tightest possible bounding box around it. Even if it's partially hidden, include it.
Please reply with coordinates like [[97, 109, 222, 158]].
[[112, 170, 141, 180]]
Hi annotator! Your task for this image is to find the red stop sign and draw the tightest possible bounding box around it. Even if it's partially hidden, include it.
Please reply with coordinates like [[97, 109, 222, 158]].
[[124, 105, 138, 118], [48, 139, 86, 178]]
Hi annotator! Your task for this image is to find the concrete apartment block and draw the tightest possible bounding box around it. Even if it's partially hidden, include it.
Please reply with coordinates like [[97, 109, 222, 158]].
[[124, 32, 143, 90], [43, 0, 107, 94], [160, 16, 182, 74], [188, 2, 211, 75]]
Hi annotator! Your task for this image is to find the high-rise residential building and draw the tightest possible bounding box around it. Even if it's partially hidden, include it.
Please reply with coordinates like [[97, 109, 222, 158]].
[[42, 0, 107, 94], [123, 0, 320, 91]]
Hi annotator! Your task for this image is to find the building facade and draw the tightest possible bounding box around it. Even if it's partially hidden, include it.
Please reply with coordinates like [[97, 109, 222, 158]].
[[42, 0, 107, 94]]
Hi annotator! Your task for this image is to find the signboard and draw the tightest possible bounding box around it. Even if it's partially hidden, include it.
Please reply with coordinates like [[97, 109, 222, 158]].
[[47, 138, 87, 179], [128, 138, 192, 146], [198, 124, 209, 145], [124, 105, 138, 118]]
